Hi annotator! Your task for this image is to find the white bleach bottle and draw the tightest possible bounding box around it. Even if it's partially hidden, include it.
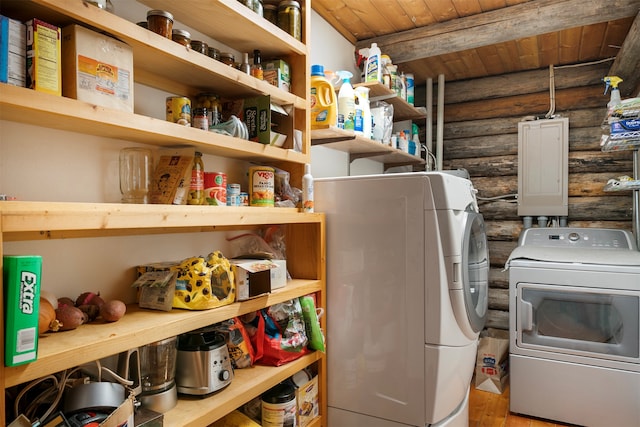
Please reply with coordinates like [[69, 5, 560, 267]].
[[365, 42, 382, 83], [354, 86, 372, 138]]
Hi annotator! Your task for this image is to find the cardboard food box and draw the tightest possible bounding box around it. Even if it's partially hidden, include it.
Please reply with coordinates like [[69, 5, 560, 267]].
[[296, 375, 320, 427], [242, 95, 294, 147], [26, 18, 61, 95], [210, 410, 260, 427], [3, 255, 41, 367], [263, 59, 290, 92], [231, 259, 286, 301], [0, 15, 26, 87], [62, 24, 134, 112]]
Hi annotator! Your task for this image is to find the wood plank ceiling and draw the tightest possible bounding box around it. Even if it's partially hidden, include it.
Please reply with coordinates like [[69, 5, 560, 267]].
[[312, 0, 640, 95]]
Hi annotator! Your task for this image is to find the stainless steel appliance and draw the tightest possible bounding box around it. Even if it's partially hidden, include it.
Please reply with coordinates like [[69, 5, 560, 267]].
[[507, 227, 640, 427], [176, 326, 233, 395]]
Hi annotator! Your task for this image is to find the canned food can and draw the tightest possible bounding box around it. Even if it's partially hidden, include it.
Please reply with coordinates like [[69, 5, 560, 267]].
[[166, 96, 191, 126], [249, 166, 275, 207], [262, 382, 297, 427], [239, 192, 249, 206], [226, 183, 241, 206], [204, 172, 227, 206]]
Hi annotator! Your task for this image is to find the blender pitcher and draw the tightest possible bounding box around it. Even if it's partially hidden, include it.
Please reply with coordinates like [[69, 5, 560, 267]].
[[139, 336, 178, 413]]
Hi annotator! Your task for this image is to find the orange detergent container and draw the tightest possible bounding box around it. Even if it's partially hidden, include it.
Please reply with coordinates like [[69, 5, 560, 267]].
[[310, 64, 337, 129]]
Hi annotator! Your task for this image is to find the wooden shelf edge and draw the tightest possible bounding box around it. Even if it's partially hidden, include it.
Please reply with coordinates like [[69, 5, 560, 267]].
[[3, 280, 322, 388], [0, 201, 325, 237], [165, 352, 324, 426]]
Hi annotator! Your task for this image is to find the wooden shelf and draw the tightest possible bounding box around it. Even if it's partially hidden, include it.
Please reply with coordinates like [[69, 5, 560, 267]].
[[311, 126, 425, 168], [0, 84, 307, 165], [165, 352, 323, 426], [3, 280, 321, 388], [354, 81, 427, 121]]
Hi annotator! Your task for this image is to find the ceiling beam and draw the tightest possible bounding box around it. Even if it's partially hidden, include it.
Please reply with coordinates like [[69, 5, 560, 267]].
[[355, 0, 640, 64], [609, 11, 640, 96]]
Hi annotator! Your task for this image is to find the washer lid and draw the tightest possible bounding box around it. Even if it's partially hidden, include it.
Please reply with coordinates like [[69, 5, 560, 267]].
[[506, 245, 640, 268]]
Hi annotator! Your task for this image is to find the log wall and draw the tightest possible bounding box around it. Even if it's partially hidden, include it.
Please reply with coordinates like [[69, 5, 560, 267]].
[[415, 61, 636, 330]]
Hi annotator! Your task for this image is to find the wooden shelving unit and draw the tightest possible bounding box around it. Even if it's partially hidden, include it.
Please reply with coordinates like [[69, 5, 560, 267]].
[[310, 81, 427, 169], [0, 1, 325, 426]]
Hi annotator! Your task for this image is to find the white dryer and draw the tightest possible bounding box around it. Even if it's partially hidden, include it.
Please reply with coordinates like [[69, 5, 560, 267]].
[[315, 172, 489, 426]]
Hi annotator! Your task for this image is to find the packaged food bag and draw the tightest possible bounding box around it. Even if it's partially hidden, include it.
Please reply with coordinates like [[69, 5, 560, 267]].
[[212, 318, 255, 368], [137, 251, 235, 310], [475, 328, 510, 394]]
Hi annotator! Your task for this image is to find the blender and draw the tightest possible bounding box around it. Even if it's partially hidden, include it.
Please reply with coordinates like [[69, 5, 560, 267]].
[[138, 336, 178, 413]]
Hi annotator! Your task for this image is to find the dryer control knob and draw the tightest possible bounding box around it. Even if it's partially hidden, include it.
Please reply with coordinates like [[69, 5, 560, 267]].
[[568, 232, 580, 241]]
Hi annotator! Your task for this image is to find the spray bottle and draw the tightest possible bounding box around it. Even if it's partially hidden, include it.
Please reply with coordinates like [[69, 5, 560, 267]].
[[336, 71, 355, 130], [603, 76, 623, 122]]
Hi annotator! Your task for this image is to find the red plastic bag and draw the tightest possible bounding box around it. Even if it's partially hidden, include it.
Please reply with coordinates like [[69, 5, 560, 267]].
[[248, 299, 309, 366]]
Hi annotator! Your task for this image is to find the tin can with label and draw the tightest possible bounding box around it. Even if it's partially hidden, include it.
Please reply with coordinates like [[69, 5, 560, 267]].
[[204, 172, 227, 206], [227, 183, 241, 206], [239, 192, 249, 206], [166, 96, 191, 126], [249, 166, 275, 207]]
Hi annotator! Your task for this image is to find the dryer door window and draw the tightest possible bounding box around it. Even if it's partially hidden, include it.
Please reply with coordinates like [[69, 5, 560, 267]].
[[516, 283, 640, 362], [462, 211, 489, 333]]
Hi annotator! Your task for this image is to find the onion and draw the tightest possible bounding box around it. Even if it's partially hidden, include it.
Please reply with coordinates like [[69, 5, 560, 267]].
[[39, 297, 61, 334], [40, 289, 58, 310]]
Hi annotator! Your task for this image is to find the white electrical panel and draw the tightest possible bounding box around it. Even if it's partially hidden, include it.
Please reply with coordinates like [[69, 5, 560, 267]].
[[517, 118, 569, 216]]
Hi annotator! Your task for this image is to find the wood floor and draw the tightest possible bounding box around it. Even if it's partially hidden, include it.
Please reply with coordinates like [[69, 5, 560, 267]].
[[468, 383, 576, 427]]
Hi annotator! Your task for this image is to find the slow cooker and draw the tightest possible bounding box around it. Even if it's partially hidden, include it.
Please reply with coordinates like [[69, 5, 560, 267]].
[[175, 326, 233, 395]]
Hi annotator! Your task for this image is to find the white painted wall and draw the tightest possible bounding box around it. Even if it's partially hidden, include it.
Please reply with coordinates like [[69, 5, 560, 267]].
[[309, 10, 383, 178], [0, 3, 381, 300]]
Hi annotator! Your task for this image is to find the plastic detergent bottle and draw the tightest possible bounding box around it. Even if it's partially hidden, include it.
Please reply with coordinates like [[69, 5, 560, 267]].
[[365, 42, 382, 83], [354, 86, 371, 138], [310, 64, 337, 128], [337, 71, 355, 130]]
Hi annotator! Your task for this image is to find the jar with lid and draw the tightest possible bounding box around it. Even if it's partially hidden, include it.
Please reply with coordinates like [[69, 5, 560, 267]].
[[263, 4, 278, 25], [146, 9, 173, 39], [194, 93, 221, 127], [190, 40, 208, 55], [220, 52, 235, 66], [277, 0, 301, 41], [171, 29, 191, 47], [251, 49, 264, 80], [192, 107, 208, 131], [188, 152, 205, 205], [207, 46, 220, 61]]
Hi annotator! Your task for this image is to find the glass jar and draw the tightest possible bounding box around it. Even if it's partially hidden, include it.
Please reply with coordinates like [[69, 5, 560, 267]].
[[194, 93, 221, 127], [171, 29, 191, 47], [188, 151, 205, 205], [146, 9, 173, 39], [220, 52, 235, 66], [263, 4, 278, 25], [192, 107, 208, 131], [277, 0, 301, 41], [207, 46, 220, 61], [190, 40, 208, 55]]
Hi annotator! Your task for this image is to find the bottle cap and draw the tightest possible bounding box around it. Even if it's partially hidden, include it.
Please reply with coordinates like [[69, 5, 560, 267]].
[[311, 64, 324, 76]]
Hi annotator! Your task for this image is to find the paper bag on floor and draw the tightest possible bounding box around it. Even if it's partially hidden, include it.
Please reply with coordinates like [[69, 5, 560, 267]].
[[475, 328, 509, 394]]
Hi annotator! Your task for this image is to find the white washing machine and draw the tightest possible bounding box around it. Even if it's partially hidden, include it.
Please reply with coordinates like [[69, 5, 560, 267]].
[[315, 172, 489, 426], [507, 227, 640, 427]]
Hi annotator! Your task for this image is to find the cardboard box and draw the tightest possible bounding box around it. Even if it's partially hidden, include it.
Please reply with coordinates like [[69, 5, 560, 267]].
[[62, 24, 134, 112], [26, 18, 61, 95], [231, 259, 286, 301], [3, 255, 41, 367], [242, 95, 294, 147], [0, 15, 26, 86], [263, 59, 290, 92], [210, 410, 260, 427], [296, 375, 320, 427]]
